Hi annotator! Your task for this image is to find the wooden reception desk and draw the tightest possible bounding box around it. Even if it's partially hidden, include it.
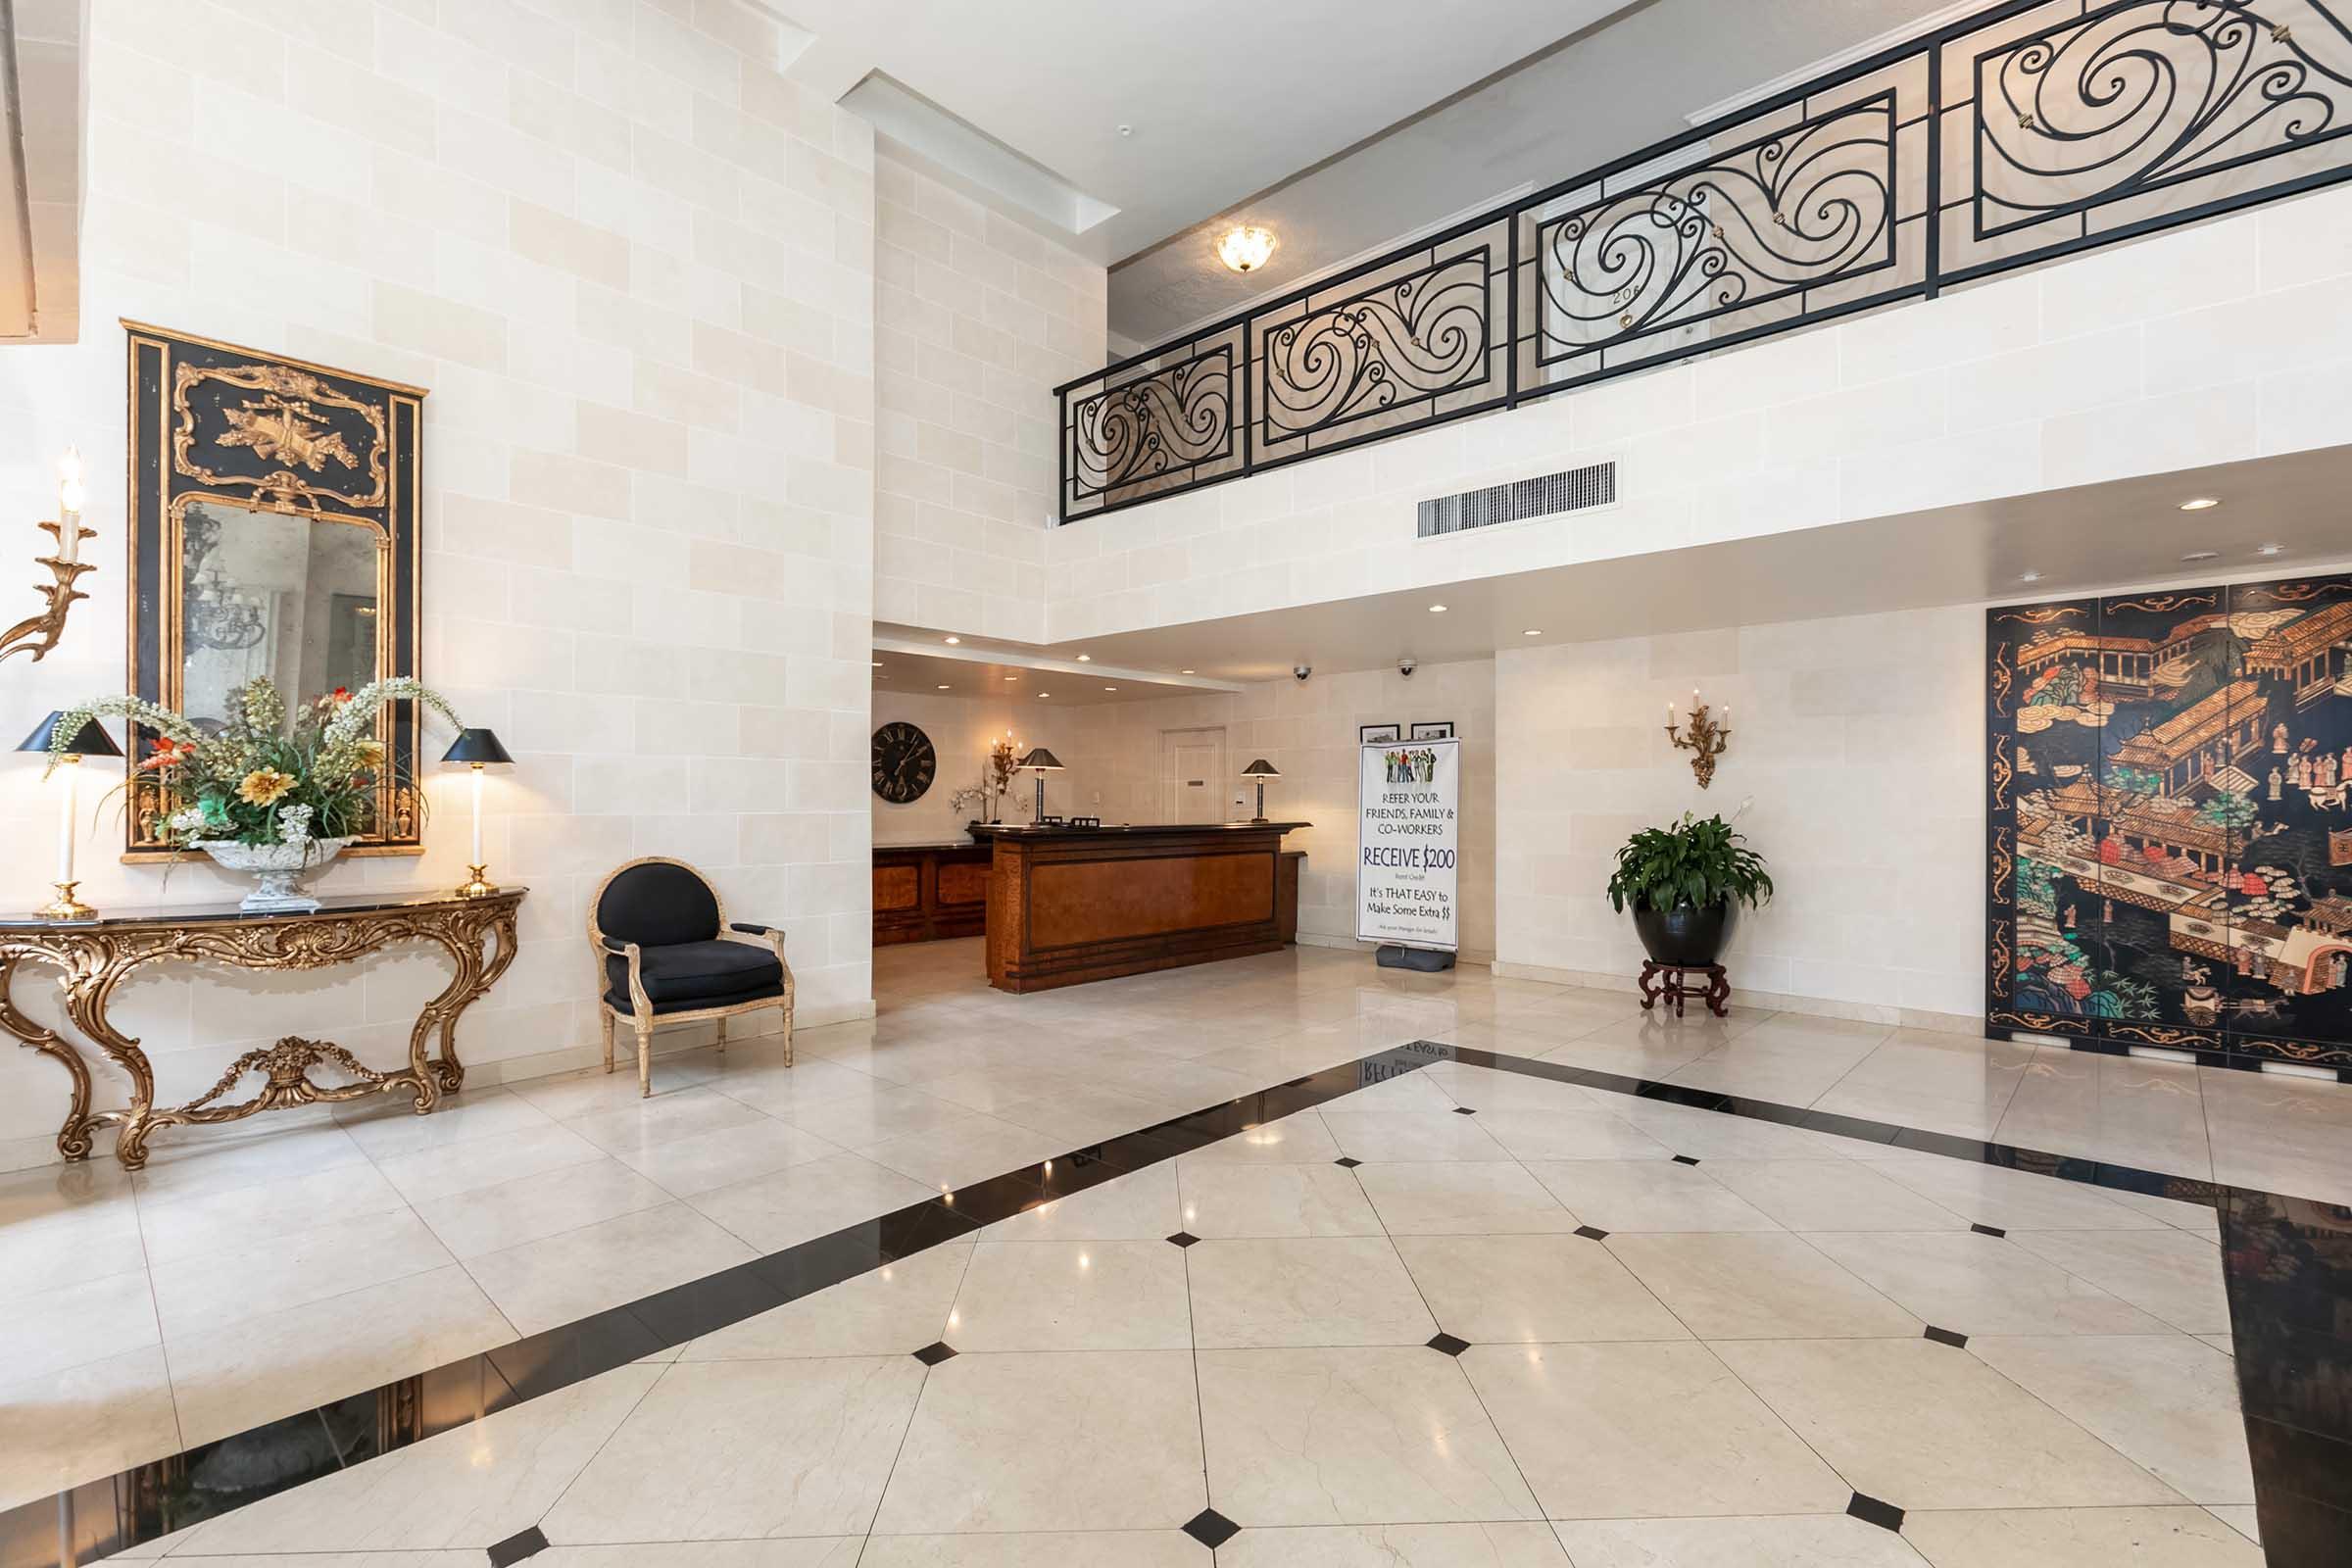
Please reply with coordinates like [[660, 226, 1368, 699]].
[[971, 822, 1307, 993]]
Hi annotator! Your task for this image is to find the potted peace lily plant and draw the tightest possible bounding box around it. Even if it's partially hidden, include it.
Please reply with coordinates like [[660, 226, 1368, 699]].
[[1603, 809, 1774, 967], [48, 676, 461, 912]]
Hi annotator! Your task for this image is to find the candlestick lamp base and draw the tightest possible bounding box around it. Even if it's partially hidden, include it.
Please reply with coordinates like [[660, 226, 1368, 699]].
[[35, 881, 96, 920], [455, 865, 501, 899]]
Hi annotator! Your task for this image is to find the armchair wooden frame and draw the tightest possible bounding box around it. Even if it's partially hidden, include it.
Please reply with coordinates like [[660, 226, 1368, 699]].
[[587, 856, 794, 1098]]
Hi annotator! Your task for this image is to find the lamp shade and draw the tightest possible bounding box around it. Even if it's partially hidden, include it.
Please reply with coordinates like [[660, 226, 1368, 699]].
[[1017, 747, 1064, 772], [1240, 759, 1281, 778], [440, 728, 514, 765], [17, 712, 121, 758]]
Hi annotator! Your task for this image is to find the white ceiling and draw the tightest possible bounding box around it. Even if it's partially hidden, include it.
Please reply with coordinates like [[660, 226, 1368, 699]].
[[897, 447, 2352, 686], [0, 0, 79, 343], [775, 0, 1634, 264]]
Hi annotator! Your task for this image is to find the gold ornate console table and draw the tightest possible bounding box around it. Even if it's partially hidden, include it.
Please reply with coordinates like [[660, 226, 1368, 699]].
[[0, 888, 525, 1169]]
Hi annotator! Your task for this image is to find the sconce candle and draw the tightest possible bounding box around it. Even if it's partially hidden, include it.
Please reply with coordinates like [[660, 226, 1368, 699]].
[[17, 711, 122, 919], [0, 447, 98, 665]]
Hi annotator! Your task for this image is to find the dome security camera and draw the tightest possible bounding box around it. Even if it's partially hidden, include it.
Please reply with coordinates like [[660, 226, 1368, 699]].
[[1292, 664, 1312, 682], [1398, 658, 1417, 679]]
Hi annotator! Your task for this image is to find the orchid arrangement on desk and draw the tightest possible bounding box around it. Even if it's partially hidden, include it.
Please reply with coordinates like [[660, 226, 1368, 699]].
[[47, 676, 461, 850]]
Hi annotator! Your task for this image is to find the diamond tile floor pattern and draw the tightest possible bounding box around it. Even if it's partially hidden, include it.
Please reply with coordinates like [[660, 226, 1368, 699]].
[[6, 937, 2331, 1563]]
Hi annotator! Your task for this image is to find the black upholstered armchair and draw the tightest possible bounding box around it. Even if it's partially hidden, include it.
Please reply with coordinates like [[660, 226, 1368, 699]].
[[588, 857, 794, 1097]]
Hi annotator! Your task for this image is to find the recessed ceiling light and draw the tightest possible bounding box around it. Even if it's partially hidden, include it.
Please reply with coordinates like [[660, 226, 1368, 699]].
[[871, 660, 883, 666], [1004, 674, 1020, 681], [1103, 685, 1117, 692], [2257, 543, 2286, 556], [1523, 629, 1543, 637], [1428, 604, 1447, 613], [2018, 570, 2042, 583], [2178, 497, 2220, 511], [1182, 668, 1196, 674], [936, 683, 952, 689], [2180, 550, 2221, 563], [944, 635, 960, 644], [1076, 654, 1091, 662], [1037, 692, 1051, 698]]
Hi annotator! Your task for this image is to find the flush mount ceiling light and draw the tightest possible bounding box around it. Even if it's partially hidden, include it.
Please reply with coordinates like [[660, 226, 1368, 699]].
[[1103, 685, 1118, 692], [1182, 668, 1196, 674], [2178, 496, 2220, 511], [1523, 629, 1543, 636], [1076, 653, 1091, 662], [2018, 570, 2043, 583], [944, 635, 960, 644], [2180, 550, 2221, 563], [1037, 691, 1051, 698], [871, 660, 883, 666], [1428, 604, 1448, 613], [936, 683, 952, 689], [1215, 224, 1277, 274], [1004, 674, 1020, 681], [2258, 543, 2287, 556]]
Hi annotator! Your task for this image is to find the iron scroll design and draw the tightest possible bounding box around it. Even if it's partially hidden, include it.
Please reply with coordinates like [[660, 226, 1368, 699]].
[[1058, 0, 2352, 521]]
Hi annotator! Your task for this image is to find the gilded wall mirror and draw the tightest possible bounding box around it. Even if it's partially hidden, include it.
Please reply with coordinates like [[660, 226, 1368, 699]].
[[124, 322, 425, 858]]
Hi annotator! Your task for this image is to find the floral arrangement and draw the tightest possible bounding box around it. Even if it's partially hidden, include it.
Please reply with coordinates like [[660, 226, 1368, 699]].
[[49, 676, 461, 851]]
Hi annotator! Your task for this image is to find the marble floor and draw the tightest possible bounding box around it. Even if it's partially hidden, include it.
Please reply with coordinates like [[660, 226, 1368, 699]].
[[3, 937, 2347, 1564]]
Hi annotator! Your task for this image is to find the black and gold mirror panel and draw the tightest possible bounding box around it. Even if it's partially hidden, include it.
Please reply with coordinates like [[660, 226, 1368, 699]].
[[124, 322, 427, 858]]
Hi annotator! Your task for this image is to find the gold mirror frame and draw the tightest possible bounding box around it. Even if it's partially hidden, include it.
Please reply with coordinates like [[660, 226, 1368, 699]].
[[123, 322, 427, 859]]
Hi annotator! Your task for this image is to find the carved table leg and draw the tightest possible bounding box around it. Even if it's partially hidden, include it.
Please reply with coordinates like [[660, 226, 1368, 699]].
[[417, 903, 519, 1100], [0, 953, 97, 1161], [53, 952, 168, 1170]]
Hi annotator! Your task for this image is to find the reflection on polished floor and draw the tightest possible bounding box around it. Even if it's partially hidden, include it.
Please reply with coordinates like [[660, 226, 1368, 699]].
[[4, 938, 2345, 1563]]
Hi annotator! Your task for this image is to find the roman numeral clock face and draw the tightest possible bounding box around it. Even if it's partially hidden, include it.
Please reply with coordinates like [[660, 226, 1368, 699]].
[[871, 721, 937, 804]]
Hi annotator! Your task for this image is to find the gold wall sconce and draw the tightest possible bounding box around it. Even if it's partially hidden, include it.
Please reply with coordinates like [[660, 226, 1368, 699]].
[[1664, 688, 1732, 788], [0, 449, 95, 665]]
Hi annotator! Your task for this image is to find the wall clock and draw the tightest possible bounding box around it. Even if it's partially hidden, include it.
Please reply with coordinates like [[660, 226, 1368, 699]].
[[871, 721, 937, 804]]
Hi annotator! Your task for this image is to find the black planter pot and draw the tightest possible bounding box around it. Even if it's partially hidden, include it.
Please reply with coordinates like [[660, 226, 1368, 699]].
[[1632, 901, 1735, 967]]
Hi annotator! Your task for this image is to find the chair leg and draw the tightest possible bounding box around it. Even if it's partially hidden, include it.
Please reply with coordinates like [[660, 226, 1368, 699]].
[[600, 1011, 615, 1075], [636, 1024, 653, 1098], [780, 996, 794, 1067], [715, 1014, 727, 1055]]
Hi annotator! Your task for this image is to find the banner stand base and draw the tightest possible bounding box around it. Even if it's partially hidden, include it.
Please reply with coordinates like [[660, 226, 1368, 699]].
[[1375, 944, 1455, 973]]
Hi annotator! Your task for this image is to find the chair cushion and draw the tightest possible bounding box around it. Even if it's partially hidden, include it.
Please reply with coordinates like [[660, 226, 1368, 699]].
[[606, 977, 783, 1017], [597, 861, 720, 949], [607, 939, 782, 1009]]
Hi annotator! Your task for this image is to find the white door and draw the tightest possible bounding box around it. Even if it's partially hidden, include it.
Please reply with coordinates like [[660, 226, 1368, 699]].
[[1161, 727, 1226, 823]]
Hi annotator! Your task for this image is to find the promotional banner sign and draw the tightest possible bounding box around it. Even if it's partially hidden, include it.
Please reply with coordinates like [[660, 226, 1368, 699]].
[[1356, 735, 1460, 951]]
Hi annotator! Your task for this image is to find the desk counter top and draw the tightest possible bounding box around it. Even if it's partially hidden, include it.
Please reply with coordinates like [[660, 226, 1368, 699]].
[[968, 821, 1310, 838]]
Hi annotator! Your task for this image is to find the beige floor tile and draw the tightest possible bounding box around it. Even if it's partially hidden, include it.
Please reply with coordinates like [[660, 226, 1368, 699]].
[[2203, 1504, 2260, 1544], [1901, 1504, 2263, 1565], [1802, 1231, 2176, 1337], [1178, 1161, 1384, 1237], [1606, 1100, 1864, 1160], [146, 1208, 454, 1341], [173, 1363, 662, 1554], [860, 1115, 1067, 1192], [1415, 1063, 1618, 1115], [1188, 1237, 1439, 1348], [1470, 1110, 1674, 1162], [778, 1087, 1000, 1151], [1199, 1347, 1540, 1525], [14, 1267, 163, 1383], [168, 1263, 517, 1448], [126, 1120, 376, 1205], [1698, 1159, 1971, 1231], [563, 1085, 774, 1156], [0, 1346, 179, 1512], [700, 1056, 893, 1117], [946, 1239, 1191, 1350], [602, 1114, 845, 1196], [1353, 1161, 1582, 1236], [1603, 1233, 1920, 1339], [408, 1156, 672, 1259], [991, 1085, 1189, 1148], [1318, 1108, 1513, 1162], [682, 1243, 970, 1360], [980, 1163, 1183, 1241], [1521, 1158, 1781, 1232], [1460, 1340, 1850, 1520], [872, 1349, 1204, 1534], [1995, 1051, 2214, 1179], [858, 1535, 1204, 1567], [1214, 1523, 1570, 1567], [1665, 1041, 1878, 1103], [132, 1159, 407, 1265], [544, 1358, 924, 1543], [2006, 1227, 2231, 1335], [1716, 1337, 2184, 1509], [464, 1202, 758, 1336], [2102, 1186, 2223, 1235], [0, 1199, 148, 1301], [1551, 1515, 1930, 1566], [1393, 1234, 1688, 1343], [1866, 1153, 2172, 1232], [1178, 1111, 1347, 1166], [1965, 1335, 2253, 1503], [534, 1544, 861, 1566], [685, 1151, 943, 1252], [334, 1086, 559, 1161], [368, 1118, 608, 1206]]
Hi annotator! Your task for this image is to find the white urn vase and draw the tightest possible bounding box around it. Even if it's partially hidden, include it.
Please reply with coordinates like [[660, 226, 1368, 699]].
[[196, 838, 355, 913]]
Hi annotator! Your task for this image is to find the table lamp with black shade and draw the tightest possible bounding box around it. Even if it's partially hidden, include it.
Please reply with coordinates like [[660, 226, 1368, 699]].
[[18, 712, 121, 919], [1018, 747, 1064, 824], [441, 728, 513, 898], [1241, 758, 1282, 822]]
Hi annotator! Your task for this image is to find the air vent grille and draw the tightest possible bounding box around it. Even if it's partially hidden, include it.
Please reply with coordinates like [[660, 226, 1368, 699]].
[[1417, 462, 1617, 538]]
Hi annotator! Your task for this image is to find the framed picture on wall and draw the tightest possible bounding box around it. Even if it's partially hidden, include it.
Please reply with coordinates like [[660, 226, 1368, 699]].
[[1409, 721, 1454, 740], [1360, 723, 1401, 744]]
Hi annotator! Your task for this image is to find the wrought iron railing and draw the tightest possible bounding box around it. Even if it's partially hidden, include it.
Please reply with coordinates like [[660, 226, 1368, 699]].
[[1057, 0, 2352, 521]]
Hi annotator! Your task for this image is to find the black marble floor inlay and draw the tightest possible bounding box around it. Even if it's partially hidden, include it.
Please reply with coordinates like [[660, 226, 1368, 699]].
[[912, 1341, 958, 1366], [1182, 1507, 1242, 1549], [1426, 1332, 1471, 1356], [1845, 1492, 1905, 1533], [1334, 1155, 1362, 1167], [1671, 1153, 1701, 1165], [9, 1024, 2346, 1566], [1970, 1221, 2007, 1238], [1574, 1224, 1611, 1241], [1451, 1104, 1477, 1114], [485, 1524, 549, 1566], [1924, 1325, 1969, 1349]]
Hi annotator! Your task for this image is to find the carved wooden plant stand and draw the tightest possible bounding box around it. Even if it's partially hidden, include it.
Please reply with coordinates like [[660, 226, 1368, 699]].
[[0, 888, 524, 1168], [1638, 960, 1730, 1019]]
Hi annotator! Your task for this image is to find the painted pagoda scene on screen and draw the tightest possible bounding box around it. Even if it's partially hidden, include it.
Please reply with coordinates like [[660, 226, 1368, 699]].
[[1986, 572, 2352, 1069]]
